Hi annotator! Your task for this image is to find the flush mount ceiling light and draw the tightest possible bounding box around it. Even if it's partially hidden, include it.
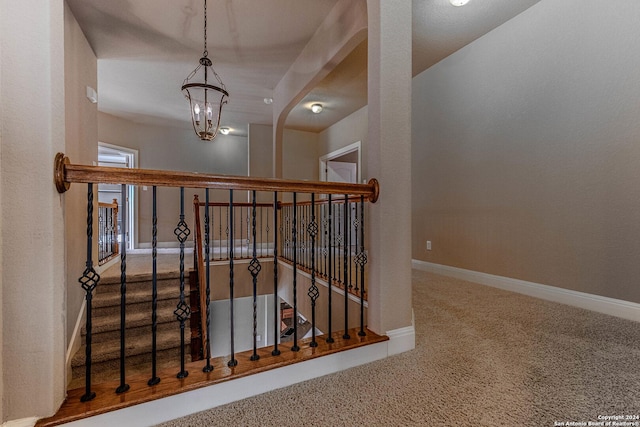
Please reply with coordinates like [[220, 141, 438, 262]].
[[311, 103, 323, 114], [181, 0, 229, 141], [263, 97, 273, 105], [450, 0, 470, 6], [219, 127, 230, 135]]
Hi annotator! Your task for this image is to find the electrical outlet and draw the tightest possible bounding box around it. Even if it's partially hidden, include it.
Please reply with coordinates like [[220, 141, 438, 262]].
[[426, 241, 432, 251]]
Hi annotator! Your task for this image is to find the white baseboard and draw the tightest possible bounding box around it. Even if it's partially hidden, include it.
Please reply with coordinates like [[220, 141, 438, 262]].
[[412, 259, 640, 323], [386, 323, 416, 356], [66, 300, 86, 386], [1, 417, 38, 427], [57, 332, 412, 427]]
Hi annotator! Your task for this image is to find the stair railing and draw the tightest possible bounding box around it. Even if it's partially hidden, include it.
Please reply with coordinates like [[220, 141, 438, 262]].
[[54, 152, 379, 403], [98, 199, 119, 265]]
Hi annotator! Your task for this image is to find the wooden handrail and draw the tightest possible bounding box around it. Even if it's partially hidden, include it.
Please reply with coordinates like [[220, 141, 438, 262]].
[[55, 153, 379, 203], [279, 195, 363, 207]]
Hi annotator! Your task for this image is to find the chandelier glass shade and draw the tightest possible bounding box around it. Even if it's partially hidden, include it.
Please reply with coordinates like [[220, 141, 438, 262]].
[[182, 0, 229, 141]]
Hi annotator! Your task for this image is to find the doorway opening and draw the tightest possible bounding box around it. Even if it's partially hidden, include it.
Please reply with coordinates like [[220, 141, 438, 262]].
[[98, 142, 137, 250], [319, 141, 361, 184]]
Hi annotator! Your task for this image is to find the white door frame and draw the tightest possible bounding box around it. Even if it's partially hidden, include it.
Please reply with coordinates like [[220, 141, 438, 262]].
[[319, 141, 362, 183], [98, 142, 138, 250]]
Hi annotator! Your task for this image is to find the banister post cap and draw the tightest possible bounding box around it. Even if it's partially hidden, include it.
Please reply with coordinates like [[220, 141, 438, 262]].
[[368, 178, 379, 203], [54, 153, 71, 193]]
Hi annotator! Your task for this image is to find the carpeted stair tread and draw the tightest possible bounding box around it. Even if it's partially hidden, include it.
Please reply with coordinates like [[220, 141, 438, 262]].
[[82, 305, 182, 335], [82, 316, 181, 345], [98, 270, 181, 286], [92, 285, 185, 308], [71, 328, 184, 368]]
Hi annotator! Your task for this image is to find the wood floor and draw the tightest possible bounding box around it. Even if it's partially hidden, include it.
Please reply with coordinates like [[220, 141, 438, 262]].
[[36, 328, 388, 427]]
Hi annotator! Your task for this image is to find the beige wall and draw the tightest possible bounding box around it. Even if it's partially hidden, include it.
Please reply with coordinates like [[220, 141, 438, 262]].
[[366, 0, 413, 334], [1, 0, 67, 420], [282, 128, 319, 181], [64, 2, 98, 347], [412, 0, 640, 303], [318, 106, 369, 181], [98, 113, 249, 246]]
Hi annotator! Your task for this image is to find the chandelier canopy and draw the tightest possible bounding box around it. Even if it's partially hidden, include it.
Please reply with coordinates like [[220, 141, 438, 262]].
[[182, 0, 229, 141]]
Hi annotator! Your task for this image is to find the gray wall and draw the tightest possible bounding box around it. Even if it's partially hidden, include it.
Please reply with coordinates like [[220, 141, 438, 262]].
[[412, 0, 640, 302]]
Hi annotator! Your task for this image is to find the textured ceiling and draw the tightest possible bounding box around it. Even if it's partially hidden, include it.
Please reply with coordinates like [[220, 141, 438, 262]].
[[65, 0, 541, 137]]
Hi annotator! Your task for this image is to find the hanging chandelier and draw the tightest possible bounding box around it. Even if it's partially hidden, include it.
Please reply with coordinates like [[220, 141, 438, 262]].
[[182, 0, 229, 141]]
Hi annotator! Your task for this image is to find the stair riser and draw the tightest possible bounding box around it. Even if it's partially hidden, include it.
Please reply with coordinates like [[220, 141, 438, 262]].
[[82, 320, 182, 345], [82, 308, 180, 336], [71, 346, 191, 380], [92, 297, 187, 318], [95, 278, 186, 296]]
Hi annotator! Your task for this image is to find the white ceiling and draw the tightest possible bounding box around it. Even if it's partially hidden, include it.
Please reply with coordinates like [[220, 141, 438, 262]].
[[65, 0, 541, 137]]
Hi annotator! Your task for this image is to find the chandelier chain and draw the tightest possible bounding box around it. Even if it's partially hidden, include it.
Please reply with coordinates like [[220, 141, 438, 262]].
[[203, 0, 208, 57]]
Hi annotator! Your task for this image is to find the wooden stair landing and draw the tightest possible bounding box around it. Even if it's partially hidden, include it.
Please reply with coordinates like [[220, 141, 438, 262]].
[[37, 328, 388, 427]]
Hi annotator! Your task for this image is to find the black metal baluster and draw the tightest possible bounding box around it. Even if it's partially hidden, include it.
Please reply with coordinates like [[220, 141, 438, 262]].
[[116, 184, 130, 394], [148, 186, 161, 385], [307, 194, 319, 347], [111, 205, 116, 257], [219, 205, 223, 260], [302, 204, 307, 270], [228, 190, 238, 367], [353, 201, 359, 294], [240, 205, 244, 259], [322, 204, 327, 280], [225, 206, 233, 259], [98, 209, 104, 261], [349, 201, 354, 293], [247, 206, 251, 259], [333, 202, 338, 289], [203, 189, 214, 372], [265, 206, 270, 260], [174, 187, 191, 379], [291, 192, 300, 352], [249, 191, 261, 361], [326, 195, 334, 343], [260, 205, 264, 258], [357, 195, 367, 336], [272, 192, 281, 356], [343, 194, 350, 340], [79, 183, 99, 402]]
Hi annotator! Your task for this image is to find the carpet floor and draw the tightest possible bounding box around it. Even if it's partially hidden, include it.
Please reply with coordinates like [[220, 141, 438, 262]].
[[157, 270, 640, 426]]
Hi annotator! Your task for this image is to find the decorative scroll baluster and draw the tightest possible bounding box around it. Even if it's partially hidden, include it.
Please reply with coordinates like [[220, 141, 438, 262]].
[[174, 187, 191, 379], [79, 183, 98, 402], [249, 191, 262, 361], [272, 192, 281, 356], [203, 189, 214, 372], [228, 190, 238, 367], [116, 184, 131, 394], [148, 186, 161, 385], [353, 201, 359, 293], [357, 195, 367, 336], [326, 195, 334, 343], [342, 194, 351, 340], [307, 194, 319, 347], [331, 201, 340, 290], [291, 192, 300, 352]]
